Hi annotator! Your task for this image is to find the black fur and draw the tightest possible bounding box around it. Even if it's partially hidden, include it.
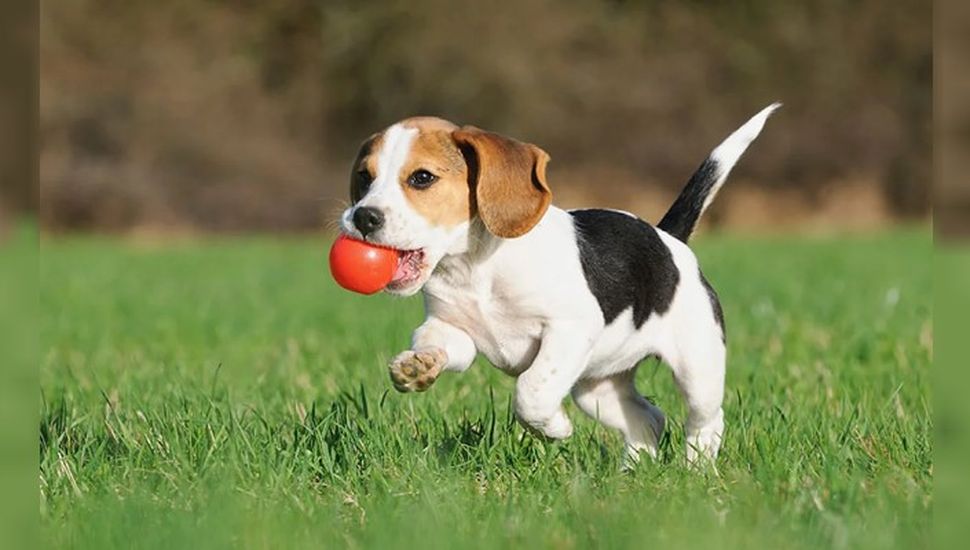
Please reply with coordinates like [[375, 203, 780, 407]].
[[700, 271, 726, 342], [571, 209, 680, 328], [657, 157, 719, 243], [350, 136, 377, 203]]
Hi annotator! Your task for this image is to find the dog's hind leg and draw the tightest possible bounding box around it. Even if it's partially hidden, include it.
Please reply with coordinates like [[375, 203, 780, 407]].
[[668, 333, 726, 465], [571, 368, 666, 464]]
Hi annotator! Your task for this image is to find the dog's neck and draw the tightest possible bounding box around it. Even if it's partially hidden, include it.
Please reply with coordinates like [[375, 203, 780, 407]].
[[464, 218, 504, 260], [423, 217, 504, 296]]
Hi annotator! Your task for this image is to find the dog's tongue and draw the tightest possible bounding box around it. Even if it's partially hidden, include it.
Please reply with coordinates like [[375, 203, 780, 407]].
[[391, 250, 422, 283]]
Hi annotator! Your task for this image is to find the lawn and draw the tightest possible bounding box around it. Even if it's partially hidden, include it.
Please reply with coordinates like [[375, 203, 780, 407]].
[[40, 229, 932, 549]]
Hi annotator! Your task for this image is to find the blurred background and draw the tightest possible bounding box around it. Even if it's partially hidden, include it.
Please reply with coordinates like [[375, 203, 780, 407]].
[[22, 4, 948, 546], [35, 0, 932, 234]]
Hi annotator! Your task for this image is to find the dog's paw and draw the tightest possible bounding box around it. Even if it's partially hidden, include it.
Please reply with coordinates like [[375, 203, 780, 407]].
[[539, 409, 574, 440], [388, 347, 447, 393], [518, 408, 574, 441]]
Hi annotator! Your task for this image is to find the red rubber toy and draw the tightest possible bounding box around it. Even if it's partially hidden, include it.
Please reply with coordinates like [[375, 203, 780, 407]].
[[329, 234, 399, 295]]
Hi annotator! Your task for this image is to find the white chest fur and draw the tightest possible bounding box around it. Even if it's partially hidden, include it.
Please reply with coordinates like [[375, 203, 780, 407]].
[[421, 208, 600, 374], [423, 255, 544, 374]]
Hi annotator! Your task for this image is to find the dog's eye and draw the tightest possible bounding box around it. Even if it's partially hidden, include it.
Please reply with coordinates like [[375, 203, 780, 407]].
[[407, 169, 438, 189]]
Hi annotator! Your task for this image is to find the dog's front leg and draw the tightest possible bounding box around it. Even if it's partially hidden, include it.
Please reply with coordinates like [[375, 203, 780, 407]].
[[389, 316, 476, 393], [515, 323, 596, 440]]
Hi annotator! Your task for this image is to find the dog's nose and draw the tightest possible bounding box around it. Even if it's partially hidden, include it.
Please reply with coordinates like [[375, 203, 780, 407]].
[[353, 206, 385, 238]]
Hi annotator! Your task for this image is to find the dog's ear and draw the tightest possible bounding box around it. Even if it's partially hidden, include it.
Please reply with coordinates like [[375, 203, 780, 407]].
[[452, 126, 551, 238], [350, 133, 380, 203]]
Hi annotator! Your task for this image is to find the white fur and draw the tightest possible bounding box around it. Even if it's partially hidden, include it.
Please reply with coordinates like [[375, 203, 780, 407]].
[[343, 124, 421, 249], [340, 123, 470, 295], [342, 106, 777, 464], [415, 210, 727, 462], [702, 102, 781, 212]]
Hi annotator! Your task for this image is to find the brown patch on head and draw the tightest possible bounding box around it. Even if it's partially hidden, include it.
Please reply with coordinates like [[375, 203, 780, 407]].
[[350, 117, 551, 236], [401, 116, 459, 133], [397, 118, 473, 228], [452, 127, 551, 238], [349, 132, 383, 203]]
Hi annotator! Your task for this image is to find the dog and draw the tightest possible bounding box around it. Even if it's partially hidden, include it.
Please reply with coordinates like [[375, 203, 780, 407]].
[[338, 104, 779, 464]]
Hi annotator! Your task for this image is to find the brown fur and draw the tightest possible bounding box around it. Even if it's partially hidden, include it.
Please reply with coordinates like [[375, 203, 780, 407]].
[[349, 117, 552, 236], [452, 126, 551, 238], [399, 118, 471, 228]]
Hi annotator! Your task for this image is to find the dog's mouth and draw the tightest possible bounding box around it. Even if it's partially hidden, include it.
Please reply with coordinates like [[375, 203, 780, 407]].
[[387, 248, 426, 291]]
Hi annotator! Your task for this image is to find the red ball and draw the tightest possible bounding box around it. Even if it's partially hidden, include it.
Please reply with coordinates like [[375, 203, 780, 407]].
[[329, 234, 399, 294]]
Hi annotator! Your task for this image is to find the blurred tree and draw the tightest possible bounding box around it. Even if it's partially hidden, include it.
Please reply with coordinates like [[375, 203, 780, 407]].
[[1, 0, 38, 219], [39, 0, 930, 231]]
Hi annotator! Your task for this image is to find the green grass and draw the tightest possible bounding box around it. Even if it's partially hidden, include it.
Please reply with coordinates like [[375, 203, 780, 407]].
[[40, 230, 932, 549]]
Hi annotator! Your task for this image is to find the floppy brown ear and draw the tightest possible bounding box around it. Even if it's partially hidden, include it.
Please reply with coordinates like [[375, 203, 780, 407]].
[[452, 126, 551, 238]]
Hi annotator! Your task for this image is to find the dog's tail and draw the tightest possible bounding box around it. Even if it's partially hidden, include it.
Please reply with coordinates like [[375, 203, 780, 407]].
[[658, 103, 781, 242]]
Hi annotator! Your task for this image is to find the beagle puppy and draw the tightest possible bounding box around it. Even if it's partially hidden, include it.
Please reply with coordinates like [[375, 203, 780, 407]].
[[339, 104, 779, 463]]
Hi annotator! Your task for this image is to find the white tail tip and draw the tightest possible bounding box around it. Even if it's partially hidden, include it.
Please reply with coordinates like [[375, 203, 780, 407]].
[[711, 102, 781, 168]]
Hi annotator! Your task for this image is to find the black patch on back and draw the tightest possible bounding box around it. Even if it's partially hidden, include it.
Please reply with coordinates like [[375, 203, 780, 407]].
[[657, 157, 719, 242], [571, 209, 680, 328], [700, 271, 726, 342]]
